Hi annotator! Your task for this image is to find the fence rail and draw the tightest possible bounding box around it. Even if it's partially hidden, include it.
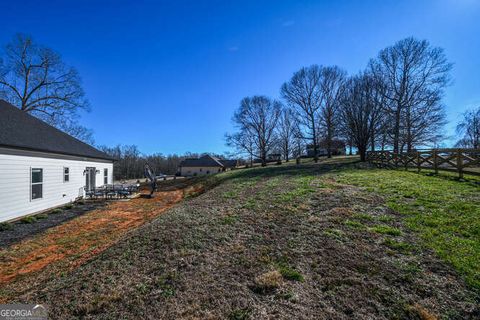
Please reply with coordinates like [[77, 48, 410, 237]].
[[366, 148, 480, 178]]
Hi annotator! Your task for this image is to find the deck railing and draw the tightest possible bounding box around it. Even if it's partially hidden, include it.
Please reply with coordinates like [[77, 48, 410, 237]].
[[366, 148, 480, 178]]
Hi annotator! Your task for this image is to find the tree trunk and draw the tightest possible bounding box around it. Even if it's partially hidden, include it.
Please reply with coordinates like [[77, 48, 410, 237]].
[[327, 136, 332, 158], [358, 146, 367, 162], [370, 131, 375, 152], [393, 108, 401, 154], [312, 119, 318, 162]]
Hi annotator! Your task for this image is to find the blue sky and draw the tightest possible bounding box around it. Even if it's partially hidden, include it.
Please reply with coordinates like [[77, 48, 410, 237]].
[[1, 0, 479, 155]]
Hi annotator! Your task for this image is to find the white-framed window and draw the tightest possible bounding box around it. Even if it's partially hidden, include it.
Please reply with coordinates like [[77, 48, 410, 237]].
[[64, 167, 70, 182], [31, 168, 43, 200], [104, 168, 108, 184]]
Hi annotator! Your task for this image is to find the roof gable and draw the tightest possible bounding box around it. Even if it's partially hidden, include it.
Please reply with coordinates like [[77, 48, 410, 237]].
[[0, 100, 113, 161], [180, 155, 224, 167]]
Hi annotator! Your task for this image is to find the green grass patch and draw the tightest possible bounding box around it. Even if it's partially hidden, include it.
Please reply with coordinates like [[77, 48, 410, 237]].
[[344, 219, 364, 229], [323, 228, 345, 241], [277, 264, 304, 282], [221, 215, 238, 225], [336, 168, 480, 289], [382, 238, 413, 253], [229, 308, 251, 320], [370, 225, 402, 236], [223, 191, 238, 199], [378, 215, 394, 223], [242, 199, 257, 209]]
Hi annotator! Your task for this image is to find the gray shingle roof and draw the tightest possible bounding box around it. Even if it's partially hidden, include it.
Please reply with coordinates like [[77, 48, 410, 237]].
[[0, 100, 113, 161], [219, 159, 237, 168], [180, 155, 224, 167]]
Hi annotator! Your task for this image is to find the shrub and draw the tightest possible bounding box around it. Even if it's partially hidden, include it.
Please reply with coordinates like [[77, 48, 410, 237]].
[[51, 208, 63, 214], [64, 204, 74, 210], [20, 216, 37, 224], [0, 222, 13, 231], [36, 213, 48, 219]]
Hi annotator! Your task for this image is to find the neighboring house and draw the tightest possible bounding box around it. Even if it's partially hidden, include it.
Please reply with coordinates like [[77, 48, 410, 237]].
[[306, 139, 346, 157], [0, 100, 115, 222], [179, 155, 237, 176]]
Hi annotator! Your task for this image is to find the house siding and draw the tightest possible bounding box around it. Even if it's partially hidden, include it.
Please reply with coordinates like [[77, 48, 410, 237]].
[[180, 166, 222, 176], [0, 153, 113, 222]]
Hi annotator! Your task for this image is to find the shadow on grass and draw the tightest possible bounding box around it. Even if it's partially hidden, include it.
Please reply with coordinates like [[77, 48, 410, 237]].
[[213, 156, 362, 184]]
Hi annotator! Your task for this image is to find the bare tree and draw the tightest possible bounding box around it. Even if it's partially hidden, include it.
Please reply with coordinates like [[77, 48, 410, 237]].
[[0, 34, 92, 143], [318, 66, 347, 158], [456, 107, 480, 149], [276, 107, 299, 161], [281, 65, 323, 162], [369, 37, 452, 152], [340, 73, 383, 161], [230, 96, 281, 166], [225, 131, 256, 166], [99, 145, 194, 180]]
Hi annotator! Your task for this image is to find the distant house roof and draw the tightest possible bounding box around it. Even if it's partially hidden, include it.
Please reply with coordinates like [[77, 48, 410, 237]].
[[180, 155, 238, 168], [219, 159, 237, 168], [180, 155, 224, 167], [0, 100, 113, 161]]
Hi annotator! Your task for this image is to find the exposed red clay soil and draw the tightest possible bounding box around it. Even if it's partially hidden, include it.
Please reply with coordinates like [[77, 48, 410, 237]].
[[0, 186, 195, 294]]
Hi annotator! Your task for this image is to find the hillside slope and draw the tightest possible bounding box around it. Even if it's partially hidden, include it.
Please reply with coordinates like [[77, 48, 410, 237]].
[[14, 158, 480, 319]]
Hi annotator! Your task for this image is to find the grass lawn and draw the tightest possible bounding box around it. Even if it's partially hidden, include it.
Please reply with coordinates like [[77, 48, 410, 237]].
[[334, 167, 480, 289], [1, 157, 479, 319]]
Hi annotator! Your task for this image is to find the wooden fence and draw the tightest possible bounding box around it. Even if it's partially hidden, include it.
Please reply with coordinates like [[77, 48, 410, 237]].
[[366, 148, 480, 178]]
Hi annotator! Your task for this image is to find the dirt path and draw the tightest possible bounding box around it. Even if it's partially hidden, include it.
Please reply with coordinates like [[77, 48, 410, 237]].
[[0, 185, 200, 302]]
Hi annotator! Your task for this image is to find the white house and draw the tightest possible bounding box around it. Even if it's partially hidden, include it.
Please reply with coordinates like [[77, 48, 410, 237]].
[[178, 155, 237, 176], [0, 100, 114, 222]]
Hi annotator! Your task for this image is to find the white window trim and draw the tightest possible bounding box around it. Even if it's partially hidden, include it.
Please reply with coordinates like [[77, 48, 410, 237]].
[[64, 167, 70, 183], [104, 168, 108, 185], [31, 167, 43, 201]]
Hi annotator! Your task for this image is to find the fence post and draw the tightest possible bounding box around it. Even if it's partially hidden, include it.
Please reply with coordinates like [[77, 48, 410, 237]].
[[417, 152, 421, 173], [457, 149, 464, 179], [433, 150, 438, 174]]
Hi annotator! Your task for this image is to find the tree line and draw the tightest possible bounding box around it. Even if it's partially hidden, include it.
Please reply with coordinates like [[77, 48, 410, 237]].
[[98, 145, 231, 181], [2, 34, 478, 171], [226, 37, 480, 163]]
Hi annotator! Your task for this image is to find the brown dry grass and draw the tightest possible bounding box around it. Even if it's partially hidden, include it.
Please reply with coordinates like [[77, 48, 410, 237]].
[[0, 186, 193, 302]]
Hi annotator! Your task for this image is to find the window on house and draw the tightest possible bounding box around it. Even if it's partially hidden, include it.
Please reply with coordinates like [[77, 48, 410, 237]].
[[104, 168, 108, 185], [64, 167, 70, 182], [200, 168, 202, 172], [31, 168, 43, 200], [206, 170, 210, 174]]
